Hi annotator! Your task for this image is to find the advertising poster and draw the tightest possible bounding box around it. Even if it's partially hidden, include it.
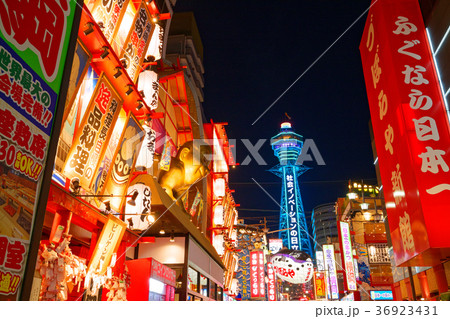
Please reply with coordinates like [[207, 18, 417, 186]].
[[101, 113, 145, 211], [235, 232, 251, 300], [90, 0, 131, 43], [266, 262, 277, 301], [360, 0, 450, 265], [339, 221, 357, 291], [91, 109, 127, 204], [63, 74, 122, 190], [121, 0, 154, 83], [314, 272, 327, 300], [87, 214, 127, 276], [0, 0, 80, 300], [323, 244, 339, 300]]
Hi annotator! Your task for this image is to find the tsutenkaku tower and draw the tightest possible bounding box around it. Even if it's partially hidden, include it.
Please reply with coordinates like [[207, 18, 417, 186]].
[[269, 122, 313, 257]]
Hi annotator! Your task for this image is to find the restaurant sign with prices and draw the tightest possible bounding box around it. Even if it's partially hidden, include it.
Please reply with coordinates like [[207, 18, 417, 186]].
[[0, 0, 79, 300]]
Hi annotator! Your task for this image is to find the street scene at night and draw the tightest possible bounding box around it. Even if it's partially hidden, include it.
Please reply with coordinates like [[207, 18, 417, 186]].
[[1, 0, 450, 317]]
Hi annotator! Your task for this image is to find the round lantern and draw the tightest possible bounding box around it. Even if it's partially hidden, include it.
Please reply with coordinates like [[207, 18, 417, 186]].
[[270, 249, 314, 284]]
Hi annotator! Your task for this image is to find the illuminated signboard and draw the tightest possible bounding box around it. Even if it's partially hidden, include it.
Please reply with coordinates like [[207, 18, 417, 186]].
[[283, 166, 302, 250], [250, 250, 265, 299], [121, 1, 154, 83], [341, 292, 355, 301], [63, 74, 122, 190], [87, 214, 127, 276], [370, 290, 394, 301], [360, 0, 450, 266], [101, 113, 145, 211], [269, 238, 283, 254], [340, 222, 357, 291], [323, 244, 339, 300], [316, 250, 325, 271], [235, 232, 252, 300], [266, 262, 277, 301], [0, 0, 79, 300], [89, 0, 130, 43], [314, 272, 327, 300]]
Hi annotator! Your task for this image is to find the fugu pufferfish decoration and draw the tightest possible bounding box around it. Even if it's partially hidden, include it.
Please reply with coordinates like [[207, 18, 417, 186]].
[[270, 249, 314, 284]]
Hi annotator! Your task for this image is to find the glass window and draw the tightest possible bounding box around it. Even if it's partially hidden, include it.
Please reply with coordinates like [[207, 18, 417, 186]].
[[217, 286, 223, 301], [188, 267, 199, 292], [209, 281, 217, 300], [200, 274, 208, 297]]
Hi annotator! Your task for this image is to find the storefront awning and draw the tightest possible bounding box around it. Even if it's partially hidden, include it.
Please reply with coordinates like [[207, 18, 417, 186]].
[[47, 182, 139, 244]]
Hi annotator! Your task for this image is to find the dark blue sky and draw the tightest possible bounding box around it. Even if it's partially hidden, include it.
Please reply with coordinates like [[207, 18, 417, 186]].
[[173, 1, 377, 230]]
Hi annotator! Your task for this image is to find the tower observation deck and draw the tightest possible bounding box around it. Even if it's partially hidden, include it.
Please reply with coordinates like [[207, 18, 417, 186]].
[[269, 122, 313, 256]]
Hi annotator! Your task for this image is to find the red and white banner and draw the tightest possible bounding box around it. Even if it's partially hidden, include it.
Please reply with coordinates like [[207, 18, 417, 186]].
[[360, 0, 450, 266], [250, 250, 265, 299], [266, 262, 277, 301], [339, 222, 357, 291]]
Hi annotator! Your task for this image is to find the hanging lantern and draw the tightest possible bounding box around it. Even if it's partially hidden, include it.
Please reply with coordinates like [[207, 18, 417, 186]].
[[214, 204, 224, 226], [137, 70, 158, 110], [214, 178, 225, 198], [270, 249, 314, 284], [125, 183, 152, 231], [213, 234, 224, 255]]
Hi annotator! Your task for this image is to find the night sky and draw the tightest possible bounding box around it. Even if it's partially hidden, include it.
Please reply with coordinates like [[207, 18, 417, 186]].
[[173, 1, 378, 231]]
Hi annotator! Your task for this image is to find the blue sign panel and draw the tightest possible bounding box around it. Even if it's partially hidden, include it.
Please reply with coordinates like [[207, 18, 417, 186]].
[[370, 290, 394, 300], [283, 166, 301, 250]]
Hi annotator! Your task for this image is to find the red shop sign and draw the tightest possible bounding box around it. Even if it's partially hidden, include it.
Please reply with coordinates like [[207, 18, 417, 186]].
[[360, 0, 450, 266], [150, 258, 176, 287]]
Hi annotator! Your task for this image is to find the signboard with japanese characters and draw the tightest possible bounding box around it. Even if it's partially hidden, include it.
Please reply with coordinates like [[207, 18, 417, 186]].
[[250, 250, 265, 299], [124, 183, 152, 231], [87, 214, 126, 276], [235, 232, 251, 300], [63, 74, 122, 190], [0, 0, 79, 300], [149, 258, 176, 287], [268, 238, 283, 254], [339, 222, 357, 291], [159, 140, 172, 171], [360, 0, 450, 266], [323, 244, 339, 300], [316, 250, 325, 271], [266, 262, 277, 301], [90, 0, 131, 43], [91, 109, 127, 204], [146, 23, 164, 62], [283, 166, 302, 250], [121, 1, 154, 83], [314, 271, 327, 300], [101, 113, 145, 211]]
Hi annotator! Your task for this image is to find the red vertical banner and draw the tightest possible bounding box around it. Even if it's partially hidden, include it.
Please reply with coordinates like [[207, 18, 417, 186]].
[[360, 0, 450, 266], [266, 262, 277, 301], [250, 250, 265, 299], [314, 272, 327, 300], [258, 250, 265, 298]]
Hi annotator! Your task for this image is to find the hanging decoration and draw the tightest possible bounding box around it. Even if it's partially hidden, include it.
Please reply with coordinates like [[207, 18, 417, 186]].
[[37, 235, 87, 301], [270, 249, 314, 284], [135, 124, 157, 170]]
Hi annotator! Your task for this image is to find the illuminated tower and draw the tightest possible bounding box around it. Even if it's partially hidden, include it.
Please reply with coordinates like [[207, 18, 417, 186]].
[[269, 122, 313, 257]]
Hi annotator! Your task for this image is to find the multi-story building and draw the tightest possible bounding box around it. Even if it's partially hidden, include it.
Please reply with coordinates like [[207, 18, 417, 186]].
[[0, 0, 238, 301], [311, 203, 338, 254]]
